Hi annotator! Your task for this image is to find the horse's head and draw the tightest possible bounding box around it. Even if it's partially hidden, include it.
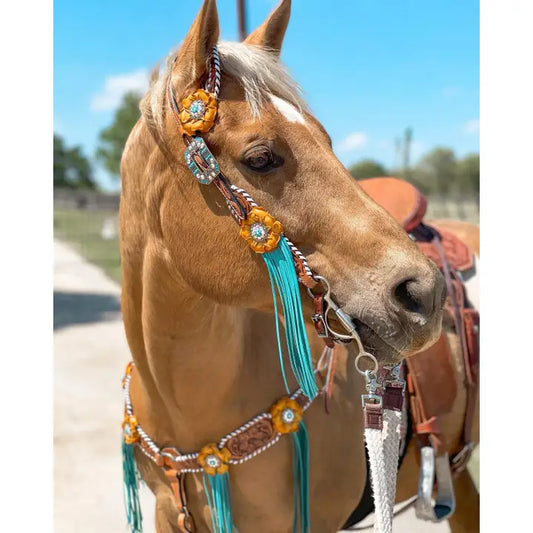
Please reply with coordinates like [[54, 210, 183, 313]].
[[136, 0, 445, 362]]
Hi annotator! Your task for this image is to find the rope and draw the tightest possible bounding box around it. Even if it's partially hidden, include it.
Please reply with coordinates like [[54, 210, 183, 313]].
[[364, 428, 392, 533], [382, 409, 402, 519], [361, 366, 405, 533]]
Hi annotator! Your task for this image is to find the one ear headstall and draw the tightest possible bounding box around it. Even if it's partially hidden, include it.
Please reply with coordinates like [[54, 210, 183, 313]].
[[124, 44, 391, 533]]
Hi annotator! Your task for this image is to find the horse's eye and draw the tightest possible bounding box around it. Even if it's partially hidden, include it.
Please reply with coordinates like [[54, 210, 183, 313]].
[[242, 147, 283, 174]]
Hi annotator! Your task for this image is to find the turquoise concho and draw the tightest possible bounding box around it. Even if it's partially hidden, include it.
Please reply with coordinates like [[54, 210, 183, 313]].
[[184, 136, 220, 185]]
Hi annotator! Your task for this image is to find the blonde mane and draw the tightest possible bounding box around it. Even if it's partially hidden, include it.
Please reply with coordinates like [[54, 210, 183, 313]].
[[144, 41, 308, 130]]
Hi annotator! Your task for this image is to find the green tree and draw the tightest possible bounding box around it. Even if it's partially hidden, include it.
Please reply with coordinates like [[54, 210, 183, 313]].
[[414, 147, 457, 195], [456, 153, 479, 194], [348, 159, 388, 180], [54, 134, 96, 189], [96, 92, 141, 178]]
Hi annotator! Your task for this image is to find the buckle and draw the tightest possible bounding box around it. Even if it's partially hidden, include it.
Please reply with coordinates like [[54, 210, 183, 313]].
[[184, 136, 219, 185]]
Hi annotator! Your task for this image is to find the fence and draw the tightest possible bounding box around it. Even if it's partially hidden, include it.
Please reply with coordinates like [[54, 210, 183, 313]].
[[54, 189, 121, 281], [54, 187, 479, 282]]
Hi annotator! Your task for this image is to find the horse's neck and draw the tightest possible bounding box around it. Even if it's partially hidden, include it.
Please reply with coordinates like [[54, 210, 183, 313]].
[[122, 122, 298, 452], [127, 248, 294, 452]]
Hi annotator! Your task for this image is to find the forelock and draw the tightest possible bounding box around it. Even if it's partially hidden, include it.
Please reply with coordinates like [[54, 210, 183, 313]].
[[143, 40, 308, 129]]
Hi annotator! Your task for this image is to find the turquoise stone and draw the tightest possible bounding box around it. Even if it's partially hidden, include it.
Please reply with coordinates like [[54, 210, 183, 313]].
[[189, 99, 205, 120], [206, 455, 221, 468], [281, 408, 295, 423], [250, 222, 268, 242]]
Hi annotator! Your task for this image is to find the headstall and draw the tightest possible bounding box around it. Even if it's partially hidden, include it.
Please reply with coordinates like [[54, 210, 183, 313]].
[[122, 46, 405, 533]]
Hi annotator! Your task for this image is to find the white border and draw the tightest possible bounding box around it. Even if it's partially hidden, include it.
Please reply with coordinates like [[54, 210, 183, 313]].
[[2, 1, 533, 529], [481, 0, 533, 529], [0, 0, 53, 531]]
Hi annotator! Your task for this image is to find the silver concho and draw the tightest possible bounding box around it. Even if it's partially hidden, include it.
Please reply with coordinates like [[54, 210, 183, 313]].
[[205, 454, 221, 468], [188, 99, 206, 120], [250, 222, 269, 243], [281, 408, 295, 424]]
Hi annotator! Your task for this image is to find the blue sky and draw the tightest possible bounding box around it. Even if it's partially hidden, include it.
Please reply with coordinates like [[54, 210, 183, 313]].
[[54, 0, 479, 191]]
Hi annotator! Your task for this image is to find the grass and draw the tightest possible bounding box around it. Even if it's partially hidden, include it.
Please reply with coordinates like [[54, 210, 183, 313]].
[[425, 197, 479, 224], [54, 209, 121, 282]]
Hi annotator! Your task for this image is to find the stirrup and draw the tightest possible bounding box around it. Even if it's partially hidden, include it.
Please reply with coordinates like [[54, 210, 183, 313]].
[[414, 447, 456, 521]]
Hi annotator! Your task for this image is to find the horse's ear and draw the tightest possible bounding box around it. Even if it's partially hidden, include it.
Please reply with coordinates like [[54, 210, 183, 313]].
[[244, 0, 291, 56], [172, 0, 219, 94]]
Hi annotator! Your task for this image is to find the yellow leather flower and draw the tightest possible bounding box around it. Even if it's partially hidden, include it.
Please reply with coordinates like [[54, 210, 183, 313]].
[[270, 397, 303, 434], [122, 413, 140, 445], [122, 361, 134, 388], [197, 443, 231, 476], [179, 89, 218, 135], [240, 207, 284, 253]]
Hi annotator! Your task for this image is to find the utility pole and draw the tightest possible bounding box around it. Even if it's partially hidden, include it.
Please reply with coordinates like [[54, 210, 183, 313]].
[[394, 137, 401, 171], [237, 0, 247, 41], [403, 127, 412, 180]]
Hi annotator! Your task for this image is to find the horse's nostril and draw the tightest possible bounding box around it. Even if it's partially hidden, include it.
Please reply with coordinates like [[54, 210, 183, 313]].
[[394, 278, 423, 314]]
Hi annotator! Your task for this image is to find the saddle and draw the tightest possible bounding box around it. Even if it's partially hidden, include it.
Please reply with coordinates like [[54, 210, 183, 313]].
[[359, 177, 480, 522]]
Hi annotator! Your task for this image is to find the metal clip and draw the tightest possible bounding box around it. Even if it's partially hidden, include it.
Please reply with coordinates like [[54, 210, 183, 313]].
[[184, 136, 220, 185], [361, 393, 383, 408], [360, 369, 382, 407], [382, 363, 406, 392]]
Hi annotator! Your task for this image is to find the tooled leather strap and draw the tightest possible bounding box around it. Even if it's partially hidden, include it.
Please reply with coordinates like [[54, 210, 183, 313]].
[[407, 372, 445, 455], [407, 371, 456, 521], [213, 174, 249, 221], [164, 469, 194, 533], [167, 76, 186, 138], [160, 392, 310, 474], [433, 236, 479, 472]]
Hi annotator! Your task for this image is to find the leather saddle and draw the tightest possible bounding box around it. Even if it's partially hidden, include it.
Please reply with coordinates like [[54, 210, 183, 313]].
[[358, 177, 480, 522]]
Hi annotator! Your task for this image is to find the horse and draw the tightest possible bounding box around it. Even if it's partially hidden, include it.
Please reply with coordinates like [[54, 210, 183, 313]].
[[119, 0, 448, 531]]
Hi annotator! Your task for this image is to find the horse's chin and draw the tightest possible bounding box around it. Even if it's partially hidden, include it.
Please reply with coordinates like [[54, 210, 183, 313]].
[[348, 319, 404, 365]]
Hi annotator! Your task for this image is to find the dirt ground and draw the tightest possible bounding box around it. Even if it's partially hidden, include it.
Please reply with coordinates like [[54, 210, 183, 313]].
[[54, 239, 451, 532]]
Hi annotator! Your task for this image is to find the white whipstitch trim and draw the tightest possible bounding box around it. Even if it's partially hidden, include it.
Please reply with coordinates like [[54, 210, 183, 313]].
[[230, 434, 282, 465], [227, 185, 314, 279], [123, 363, 317, 470], [283, 236, 314, 278], [209, 46, 221, 100], [219, 412, 272, 447], [230, 185, 258, 207]]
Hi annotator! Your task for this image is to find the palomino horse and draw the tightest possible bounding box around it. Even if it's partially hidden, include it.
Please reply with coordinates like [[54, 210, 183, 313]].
[[119, 0, 447, 531]]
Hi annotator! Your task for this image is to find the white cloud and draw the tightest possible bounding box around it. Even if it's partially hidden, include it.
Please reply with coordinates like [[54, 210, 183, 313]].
[[464, 119, 480, 135], [91, 69, 149, 111], [337, 132, 368, 153]]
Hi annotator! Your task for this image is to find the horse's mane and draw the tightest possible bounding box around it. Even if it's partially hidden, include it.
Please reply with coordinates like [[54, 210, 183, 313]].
[[143, 41, 308, 130]]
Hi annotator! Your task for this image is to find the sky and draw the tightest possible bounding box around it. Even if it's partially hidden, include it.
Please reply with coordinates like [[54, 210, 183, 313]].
[[54, 0, 479, 191]]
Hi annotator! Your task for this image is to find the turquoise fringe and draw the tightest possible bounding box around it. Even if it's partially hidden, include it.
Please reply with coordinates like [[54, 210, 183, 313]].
[[291, 420, 311, 533], [122, 440, 143, 532], [263, 237, 318, 400], [203, 472, 235, 533]]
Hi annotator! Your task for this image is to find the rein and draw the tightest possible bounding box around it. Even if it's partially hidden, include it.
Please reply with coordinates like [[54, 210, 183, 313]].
[[122, 46, 405, 533]]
